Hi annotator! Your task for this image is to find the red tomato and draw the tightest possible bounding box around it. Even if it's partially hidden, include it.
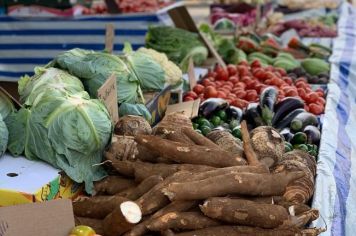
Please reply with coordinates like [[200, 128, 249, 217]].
[[265, 65, 275, 72], [224, 81, 234, 87], [215, 81, 223, 88], [246, 80, 257, 90], [238, 61, 249, 66], [245, 90, 258, 101], [228, 94, 237, 99], [222, 85, 233, 91], [255, 84, 267, 94], [295, 81, 307, 88], [253, 68, 266, 80], [274, 71, 282, 78], [250, 59, 262, 68], [241, 76, 252, 84], [304, 104, 309, 112], [235, 90, 247, 99], [297, 88, 307, 99], [217, 91, 227, 99], [285, 89, 298, 97], [309, 103, 324, 115], [185, 91, 198, 99], [193, 84, 204, 95], [204, 86, 218, 98], [215, 68, 229, 81], [227, 64, 238, 76], [307, 92, 319, 103], [283, 77, 293, 85], [235, 82, 247, 90], [231, 98, 249, 108], [275, 67, 287, 76], [218, 88, 230, 95], [316, 96, 326, 106], [237, 65, 250, 77], [265, 71, 275, 80], [229, 76, 239, 84], [205, 69, 216, 78], [183, 96, 195, 102], [202, 79, 213, 87], [295, 77, 308, 83]]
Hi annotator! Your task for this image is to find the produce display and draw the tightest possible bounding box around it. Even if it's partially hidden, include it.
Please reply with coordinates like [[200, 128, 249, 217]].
[[278, 0, 340, 10], [211, 7, 258, 28], [0, 89, 14, 157], [70, 112, 325, 235], [185, 61, 327, 115], [145, 26, 209, 72], [266, 14, 338, 37]]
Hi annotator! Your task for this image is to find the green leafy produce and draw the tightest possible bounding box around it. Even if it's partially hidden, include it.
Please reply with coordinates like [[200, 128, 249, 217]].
[[137, 47, 183, 86], [0, 89, 15, 119], [6, 68, 112, 193], [122, 43, 165, 91], [52, 48, 143, 104], [19, 67, 85, 106], [145, 26, 208, 71], [119, 103, 152, 121], [0, 114, 8, 157]]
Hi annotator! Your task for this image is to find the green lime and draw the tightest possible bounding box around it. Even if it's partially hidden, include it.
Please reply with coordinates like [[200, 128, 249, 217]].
[[285, 142, 293, 152], [294, 144, 308, 152], [216, 110, 227, 121], [200, 126, 212, 136], [232, 127, 242, 139], [229, 119, 240, 130], [210, 116, 221, 127], [196, 117, 208, 126], [193, 123, 199, 130]]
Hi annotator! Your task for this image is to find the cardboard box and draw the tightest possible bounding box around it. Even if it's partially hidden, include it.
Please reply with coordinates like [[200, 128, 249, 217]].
[[145, 85, 172, 126], [0, 154, 82, 207], [0, 199, 75, 236]]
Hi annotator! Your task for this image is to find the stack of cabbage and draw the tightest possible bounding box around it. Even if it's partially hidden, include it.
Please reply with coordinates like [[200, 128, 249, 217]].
[[6, 67, 112, 193], [50, 44, 183, 120], [0, 89, 14, 157]]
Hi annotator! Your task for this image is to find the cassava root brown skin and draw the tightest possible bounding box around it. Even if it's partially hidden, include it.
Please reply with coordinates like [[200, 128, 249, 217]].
[[136, 171, 195, 216], [94, 176, 136, 195], [103, 201, 142, 236], [172, 225, 320, 236], [124, 201, 197, 236], [118, 175, 164, 200], [161, 229, 175, 236], [147, 212, 220, 231], [75, 217, 103, 235], [135, 135, 246, 167], [241, 120, 265, 167], [73, 195, 129, 219], [200, 197, 288, 229], [163, 171, 305, 201], [115, 115, 152, 136], [181, 127, 220, 148], [133, 162, 215, 182]]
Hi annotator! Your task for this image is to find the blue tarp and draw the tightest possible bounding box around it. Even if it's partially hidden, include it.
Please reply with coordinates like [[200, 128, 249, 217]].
[[311, 2, 356, 236]]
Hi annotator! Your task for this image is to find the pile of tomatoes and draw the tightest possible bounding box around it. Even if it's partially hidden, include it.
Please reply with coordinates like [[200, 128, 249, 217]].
[[184, 60, 326, 115]]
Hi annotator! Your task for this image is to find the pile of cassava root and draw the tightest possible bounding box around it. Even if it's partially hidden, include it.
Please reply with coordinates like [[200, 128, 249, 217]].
[[73, 113, 325, 236]]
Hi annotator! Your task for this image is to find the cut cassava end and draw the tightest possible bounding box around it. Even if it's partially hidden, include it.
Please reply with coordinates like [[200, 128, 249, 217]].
[[103, 201, 142, 236], [163, 171, 305, 201], [206, 130, 243, 156], [200, 197, 288, 229], [147, 211, 220, 231], [118, 175, 164, 200], [94, 176, 136, 195], [124, 200, 197, 236], [107, 135, 138, 161], [241, 120, 262, 166], [135, 135, 246, 167], [73, 195, 130, 219], [75, 217, 103, 235], [181, 127, 220, 148], [115, 115, 152, 136], [250, 126, 285, 168], [172, 225, 316, 236]]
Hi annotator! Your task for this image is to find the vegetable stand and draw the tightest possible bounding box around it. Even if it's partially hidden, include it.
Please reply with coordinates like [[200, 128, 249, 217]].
[[0, 1, 356, 236]]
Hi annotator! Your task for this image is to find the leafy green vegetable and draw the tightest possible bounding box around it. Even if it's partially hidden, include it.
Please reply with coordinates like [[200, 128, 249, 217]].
[[199, 23, 245, 64], [52, 49, 143, 104], [0, 89, 15, 119], [145, 26, 208, 72], [119, 103, 152, 121], [0, 114, 8, 157], [7, 68, 112, 193], [121, 43, 165, 92]]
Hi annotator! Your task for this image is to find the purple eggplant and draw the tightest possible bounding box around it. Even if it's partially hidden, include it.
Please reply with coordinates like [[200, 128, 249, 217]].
[[272, 97, 304, 125]]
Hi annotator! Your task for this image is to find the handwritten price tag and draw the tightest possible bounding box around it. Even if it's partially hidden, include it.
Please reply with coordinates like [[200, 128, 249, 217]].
[[97, 74, 119, 124]]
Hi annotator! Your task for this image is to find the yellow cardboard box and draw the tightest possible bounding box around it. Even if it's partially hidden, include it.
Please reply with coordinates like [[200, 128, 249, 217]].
[[0, 154, 82, 207]]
